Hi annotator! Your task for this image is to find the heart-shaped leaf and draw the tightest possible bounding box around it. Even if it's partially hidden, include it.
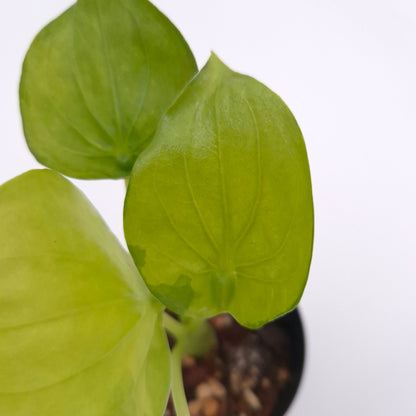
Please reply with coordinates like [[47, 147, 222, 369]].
[[0, 170, 170, 415], [20, 0, 197, 179], [124, 54, 314, 328]]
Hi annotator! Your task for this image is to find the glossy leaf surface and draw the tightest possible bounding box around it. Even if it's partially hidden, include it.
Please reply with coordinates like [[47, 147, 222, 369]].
[[0, 170, 170, 415], [20, 0, 197, 179], [124, 54, 314, 328]]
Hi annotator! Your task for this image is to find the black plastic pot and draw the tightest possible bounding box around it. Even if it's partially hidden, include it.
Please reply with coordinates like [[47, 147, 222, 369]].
[[268, 308, 305, 416], [167, 308, 305, 415]]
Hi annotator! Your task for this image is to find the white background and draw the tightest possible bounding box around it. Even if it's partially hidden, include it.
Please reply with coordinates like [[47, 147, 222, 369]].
[[1, 1, 416, 415]]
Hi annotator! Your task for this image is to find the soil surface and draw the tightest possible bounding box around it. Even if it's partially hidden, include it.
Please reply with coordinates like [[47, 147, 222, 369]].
[[164, 312, 302, 416]]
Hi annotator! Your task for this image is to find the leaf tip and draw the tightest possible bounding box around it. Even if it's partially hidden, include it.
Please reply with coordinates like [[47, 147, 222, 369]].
[[206, 51, 233, 76]]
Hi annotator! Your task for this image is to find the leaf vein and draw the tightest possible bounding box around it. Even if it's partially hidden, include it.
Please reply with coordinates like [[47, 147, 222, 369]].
[[235, 271, 276, 284], [0, 297, 137, 333], [119, 0, 151, 143], [44, 95, 112, 154], [213, 89, 232, 270], [152, 156, 217, 269], [233, 97, 262, 251], [95, 0, 124, 138], [235, 223, 292, 269], [70, 65, 118, 144], [149, 244, 214, 276], [0, 312, 143, 395]]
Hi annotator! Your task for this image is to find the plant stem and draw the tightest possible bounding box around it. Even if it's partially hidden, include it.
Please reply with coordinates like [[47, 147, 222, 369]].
[[171, 343, 190, 416], [163, 312, 186, 339], [164, 315, 217, 415]]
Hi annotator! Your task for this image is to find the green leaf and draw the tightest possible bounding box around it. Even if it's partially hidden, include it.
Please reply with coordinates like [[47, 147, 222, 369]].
[[137, 321, 171, 416], [0, 170, 170, 415], [124, 54, 314, 328], [20, 0, 197, 179]]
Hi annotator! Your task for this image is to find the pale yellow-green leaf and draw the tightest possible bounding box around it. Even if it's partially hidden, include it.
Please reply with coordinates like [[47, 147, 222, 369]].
[[0, 170, 170, 415], [124, 54, 314, 328]]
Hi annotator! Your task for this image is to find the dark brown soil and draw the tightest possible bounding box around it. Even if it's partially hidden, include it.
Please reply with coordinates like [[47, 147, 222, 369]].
[[164, 311, 303, 416]]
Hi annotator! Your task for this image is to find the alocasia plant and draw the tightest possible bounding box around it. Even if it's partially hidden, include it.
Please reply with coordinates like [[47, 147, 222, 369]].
[[1, 0, 314, 415]]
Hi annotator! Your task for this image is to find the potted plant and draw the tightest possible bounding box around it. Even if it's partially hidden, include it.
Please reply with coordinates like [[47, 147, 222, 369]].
[[0, 0, 313, 415]]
